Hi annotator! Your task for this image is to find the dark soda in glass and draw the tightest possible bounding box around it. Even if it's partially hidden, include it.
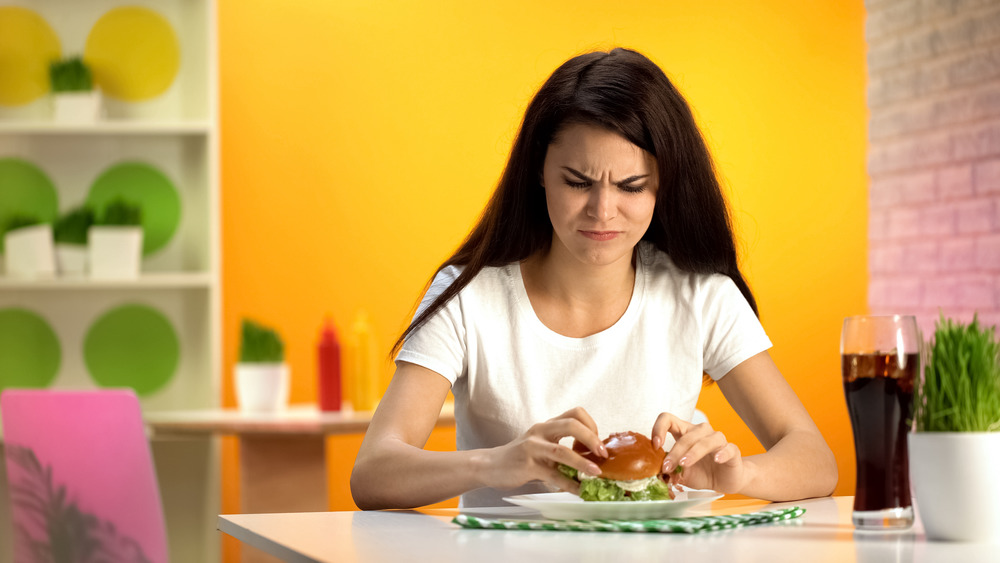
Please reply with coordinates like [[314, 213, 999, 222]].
[[842, 352, 917, 514]]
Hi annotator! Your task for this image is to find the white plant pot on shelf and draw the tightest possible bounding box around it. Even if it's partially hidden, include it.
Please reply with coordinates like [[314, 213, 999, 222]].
[[88, 226, 143, 280], [52, 91, 103, 123], [3, 225, 55, 279], [909, 432, 1000, 541], [235, 363, 289, 413], [55, 243, 88, 277]]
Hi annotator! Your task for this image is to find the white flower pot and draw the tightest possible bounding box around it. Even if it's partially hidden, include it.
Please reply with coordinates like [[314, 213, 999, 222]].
[[55, 243, 88, 277], [235, 363, 289, 413], [3, 225, 55, 279], [909, 432, 1000, 541], [88, 226, 143, 280], [52, 91, 103, 123]]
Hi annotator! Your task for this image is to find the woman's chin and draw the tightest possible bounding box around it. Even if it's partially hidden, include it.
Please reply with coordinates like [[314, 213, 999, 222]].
[[573, 244, 634, 268]]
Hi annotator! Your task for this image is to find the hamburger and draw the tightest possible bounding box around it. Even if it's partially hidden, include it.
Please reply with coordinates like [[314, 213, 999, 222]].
[[559, 431, 679, 501]]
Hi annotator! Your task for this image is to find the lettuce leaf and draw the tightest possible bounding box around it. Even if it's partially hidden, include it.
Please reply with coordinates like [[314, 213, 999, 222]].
[[557, 463, 578, 480], [627, 478, 672, 501], [558, 463, 673, 501], [579, 477, 627, 501], [579, 477, 672, 502]]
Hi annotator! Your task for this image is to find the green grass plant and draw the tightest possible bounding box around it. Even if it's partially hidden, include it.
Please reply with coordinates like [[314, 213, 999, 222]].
[[915, 314, 1000, 432], [96, 198, 142, 227], [50, 56, 93, 93], [54, 206, 95, 245], [239, 319, 285, 363], [2, 214, 42, 237]]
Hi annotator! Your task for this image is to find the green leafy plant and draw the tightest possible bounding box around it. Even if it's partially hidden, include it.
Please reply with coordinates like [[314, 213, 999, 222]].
[[53, 206, 95, 245], [95, 198, 142, 227], [914, 314, 1000, 432], [49, 56, 93, 93], [239, 319, 285, 363], [2, 214, 43, 237]]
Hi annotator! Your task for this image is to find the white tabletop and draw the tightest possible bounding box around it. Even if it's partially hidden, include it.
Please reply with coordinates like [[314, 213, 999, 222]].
[[217, 496, 998, 562]]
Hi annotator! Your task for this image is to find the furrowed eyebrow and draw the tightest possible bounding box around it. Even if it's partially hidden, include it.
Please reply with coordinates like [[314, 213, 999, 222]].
[[562, 166, 649, 186], [563, 167, 593, 181]]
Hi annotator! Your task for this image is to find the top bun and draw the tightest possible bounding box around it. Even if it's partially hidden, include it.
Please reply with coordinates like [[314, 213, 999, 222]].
[[575, 431, 666, 481]]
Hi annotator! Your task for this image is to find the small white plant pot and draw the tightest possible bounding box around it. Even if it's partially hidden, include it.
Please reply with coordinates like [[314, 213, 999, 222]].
[[88, 226, 143, 280], [3, 225, 55, 279], [55, 243, 88, 277], [235, 363, 289, 413], [52, 91, 103, 123], [909, 432, 1000, 541]]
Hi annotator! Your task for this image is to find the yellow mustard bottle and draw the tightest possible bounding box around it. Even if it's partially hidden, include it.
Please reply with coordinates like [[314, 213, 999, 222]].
[[346, 310, 379, 412]]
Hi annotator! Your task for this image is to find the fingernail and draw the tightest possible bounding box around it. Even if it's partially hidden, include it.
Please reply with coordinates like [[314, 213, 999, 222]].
[[678, 456, 689, 468], [599, 445, 608, 458], [587, 463, 601, 475], [651, 436, 661, 449], [662, 458, 674, 473], [714, 451, 724, 463]]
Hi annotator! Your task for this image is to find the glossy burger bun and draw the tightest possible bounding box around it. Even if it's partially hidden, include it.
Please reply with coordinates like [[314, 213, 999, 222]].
[[573, 431, 666, 481]]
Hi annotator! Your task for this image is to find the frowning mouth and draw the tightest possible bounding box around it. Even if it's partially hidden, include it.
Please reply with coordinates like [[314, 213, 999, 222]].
[[579, 231, 621, 241]]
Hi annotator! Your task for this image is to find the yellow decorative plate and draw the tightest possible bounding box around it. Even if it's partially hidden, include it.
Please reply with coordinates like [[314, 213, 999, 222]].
[[84, 6, 181, 102], [0, 7, 60, 106]]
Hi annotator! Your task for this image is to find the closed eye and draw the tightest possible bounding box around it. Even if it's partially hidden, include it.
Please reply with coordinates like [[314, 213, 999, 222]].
[[619, 184, 646, 194], [561, 166, 649, 193]]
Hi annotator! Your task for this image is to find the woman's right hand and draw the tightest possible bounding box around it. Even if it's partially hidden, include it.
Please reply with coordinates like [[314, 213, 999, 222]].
[[477, 407, 609, 494]]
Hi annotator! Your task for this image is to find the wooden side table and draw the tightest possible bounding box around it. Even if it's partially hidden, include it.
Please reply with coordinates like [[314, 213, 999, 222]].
[[146, 404, 455, 513]]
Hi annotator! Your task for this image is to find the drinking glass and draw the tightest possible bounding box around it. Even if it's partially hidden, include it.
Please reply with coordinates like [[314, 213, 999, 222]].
[[841, 315, 919, 530]]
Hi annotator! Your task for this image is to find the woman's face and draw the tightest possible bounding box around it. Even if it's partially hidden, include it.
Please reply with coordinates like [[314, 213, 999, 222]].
[[541, 122, 658, 268]]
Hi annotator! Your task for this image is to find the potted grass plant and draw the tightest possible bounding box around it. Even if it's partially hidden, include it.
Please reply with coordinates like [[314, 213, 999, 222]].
[[2, 214, 55, 279], [88, 198, 143, 280], [53, 205, 94, 276], [909, 315, 1000, 541], [235, 319, 289, 412], [50, 56, 102, 122]]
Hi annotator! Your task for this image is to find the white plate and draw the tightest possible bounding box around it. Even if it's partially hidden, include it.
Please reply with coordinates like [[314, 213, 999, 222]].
[[503, 489, 723, 520]]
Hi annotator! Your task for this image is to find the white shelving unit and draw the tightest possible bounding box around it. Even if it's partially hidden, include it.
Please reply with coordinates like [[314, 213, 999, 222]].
[[0, 1, 220, 561], [0, 272, 215, 290]]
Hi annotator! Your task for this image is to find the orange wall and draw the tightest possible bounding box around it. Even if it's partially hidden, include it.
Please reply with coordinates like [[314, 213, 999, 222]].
[[218, 0, 867, 530]]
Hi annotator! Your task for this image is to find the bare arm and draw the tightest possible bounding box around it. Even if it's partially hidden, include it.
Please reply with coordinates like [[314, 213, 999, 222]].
[[718, 351, 837, 499], [653, 351, 837, 501], [351, 361, 607, 510]]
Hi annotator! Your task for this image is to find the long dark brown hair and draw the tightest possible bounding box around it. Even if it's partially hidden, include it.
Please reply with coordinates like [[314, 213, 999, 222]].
[[392, 47, 757, 357]]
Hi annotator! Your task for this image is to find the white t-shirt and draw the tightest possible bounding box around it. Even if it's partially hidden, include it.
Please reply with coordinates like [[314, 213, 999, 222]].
[[396, 241, 772, 507]]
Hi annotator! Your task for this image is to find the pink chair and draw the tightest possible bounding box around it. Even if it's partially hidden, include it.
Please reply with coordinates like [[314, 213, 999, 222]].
[[1, 389, 168, 563]]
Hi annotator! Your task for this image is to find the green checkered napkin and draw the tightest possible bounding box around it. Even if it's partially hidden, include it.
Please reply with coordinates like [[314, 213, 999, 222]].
[[452, 506, 805, 533]]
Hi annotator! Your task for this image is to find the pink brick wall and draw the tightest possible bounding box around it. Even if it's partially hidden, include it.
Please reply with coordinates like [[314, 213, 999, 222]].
[[867, 0, 1000, 336]]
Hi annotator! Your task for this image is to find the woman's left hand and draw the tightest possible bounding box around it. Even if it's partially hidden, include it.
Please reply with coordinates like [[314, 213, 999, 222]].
[[650, 412, 746, 494]]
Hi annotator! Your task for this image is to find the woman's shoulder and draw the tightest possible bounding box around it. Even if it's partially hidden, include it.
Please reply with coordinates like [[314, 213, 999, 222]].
[[638, 240, 676, 273], [430, 263, 513, 289], [430, 264, 464, 287], [425, 263, 516, 306], [638, 242, 736, 293]]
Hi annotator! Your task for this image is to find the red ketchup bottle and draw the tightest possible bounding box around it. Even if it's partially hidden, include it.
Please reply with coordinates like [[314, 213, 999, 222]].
[[317, 317, 342, 411]]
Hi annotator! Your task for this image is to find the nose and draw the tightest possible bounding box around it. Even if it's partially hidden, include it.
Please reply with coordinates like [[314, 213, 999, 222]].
[[586, 184, 617, 222]]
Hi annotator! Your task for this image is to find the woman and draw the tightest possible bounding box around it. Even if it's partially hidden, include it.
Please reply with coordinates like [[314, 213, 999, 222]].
[[351, 48, 837, 510]]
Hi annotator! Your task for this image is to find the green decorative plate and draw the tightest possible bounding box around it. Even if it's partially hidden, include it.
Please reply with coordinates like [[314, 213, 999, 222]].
[[0, 308, 60, 392], [84, 304, 180, 396]]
